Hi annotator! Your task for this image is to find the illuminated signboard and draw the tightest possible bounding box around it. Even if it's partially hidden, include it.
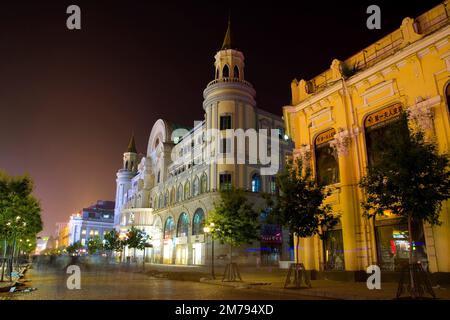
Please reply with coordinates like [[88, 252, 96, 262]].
[[315, 128, 336, 146], [364, 103, 403, 128]]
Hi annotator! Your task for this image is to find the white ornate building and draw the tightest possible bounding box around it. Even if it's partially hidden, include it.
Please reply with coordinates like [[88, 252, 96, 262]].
[[114, 21, 293, 266]]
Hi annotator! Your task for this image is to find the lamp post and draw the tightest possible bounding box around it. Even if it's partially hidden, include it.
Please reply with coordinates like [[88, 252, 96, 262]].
[[203, 223, 215, 280]]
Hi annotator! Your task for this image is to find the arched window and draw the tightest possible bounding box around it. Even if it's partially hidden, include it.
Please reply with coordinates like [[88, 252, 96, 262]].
[[315, 128, 340, 186], [158, 194, 163, 209], [192, 209, 205, 235], [223, 65, 229, 78], [170, 188, 175, 205], [200, 173, 207, 194], [153, 196, 158, 209], [193, 177, 200, 196], [233, 65, 239, 79], [125, 161, 128, 169], [164, 190, 169, 207], [184, 181, 190, 199], [365, 103, 404, 167], [177, 184, 183, 202], [177, 213, 189, 237], [164, 217, 175, 239], [157, 171, 161, 183], [251, 173, 261, 192]]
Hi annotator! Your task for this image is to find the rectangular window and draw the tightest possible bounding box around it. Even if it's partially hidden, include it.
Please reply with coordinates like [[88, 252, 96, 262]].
[[219, 173, 232, 191], [220, 115, 232, 130]]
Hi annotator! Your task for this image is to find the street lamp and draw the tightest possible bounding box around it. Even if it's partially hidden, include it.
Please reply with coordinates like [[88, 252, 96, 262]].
[[203, 223, 215, 280]]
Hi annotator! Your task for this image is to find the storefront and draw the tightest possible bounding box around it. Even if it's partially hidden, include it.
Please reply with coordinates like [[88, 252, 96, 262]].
[[260, 224, 282, 266], [322, 229, 345, 270], [191, 209, 206, 265], [375, 216, 428, 271], [163, 216, 175, 264], [175, 213, 189, 265]]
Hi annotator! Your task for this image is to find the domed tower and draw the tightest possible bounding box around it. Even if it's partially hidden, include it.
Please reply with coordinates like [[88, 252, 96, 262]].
[[114, 134, 138, 228], [203, 18, 257, 191]]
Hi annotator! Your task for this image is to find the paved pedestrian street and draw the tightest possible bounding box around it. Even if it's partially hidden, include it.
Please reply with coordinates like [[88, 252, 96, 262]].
[[0, 267, 326, 300]]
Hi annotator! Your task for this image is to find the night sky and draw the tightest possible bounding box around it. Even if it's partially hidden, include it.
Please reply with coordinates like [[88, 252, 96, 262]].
[[0, 0, 442, 235]]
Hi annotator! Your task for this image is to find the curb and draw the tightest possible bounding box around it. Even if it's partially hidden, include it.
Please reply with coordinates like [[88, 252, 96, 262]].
[[199, 279, 388, 300]]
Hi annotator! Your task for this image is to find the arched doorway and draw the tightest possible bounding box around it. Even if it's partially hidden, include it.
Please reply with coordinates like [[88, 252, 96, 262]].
[[191, 209, 205, 265], [176, 213, 189, 264], [149, 216, 162, 263], [163, 216, 175, 264]]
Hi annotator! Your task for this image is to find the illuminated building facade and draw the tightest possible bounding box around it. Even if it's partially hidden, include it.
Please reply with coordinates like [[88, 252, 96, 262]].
[[283, 2, 450, 277], [67, 200, 115, 246], [114, 21, 293, 266]]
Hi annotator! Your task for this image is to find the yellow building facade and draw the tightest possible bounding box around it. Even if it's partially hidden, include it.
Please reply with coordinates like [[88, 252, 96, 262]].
[[283, 2, 450, 278]]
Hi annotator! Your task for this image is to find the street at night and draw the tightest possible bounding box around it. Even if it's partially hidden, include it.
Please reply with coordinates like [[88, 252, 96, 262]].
[[1, 1, 450, 317], [1, 267, 324, 300]]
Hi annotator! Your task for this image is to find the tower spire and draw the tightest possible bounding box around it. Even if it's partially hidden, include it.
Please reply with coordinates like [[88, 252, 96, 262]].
[[127, 132, 137, 153], [221, 13, 233, 50]]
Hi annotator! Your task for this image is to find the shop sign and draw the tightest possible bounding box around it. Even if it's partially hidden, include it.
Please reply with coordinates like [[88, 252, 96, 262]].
[[364, 103, 403, 128], [261, 224, 282, 244], [315, 128, 336, 146]]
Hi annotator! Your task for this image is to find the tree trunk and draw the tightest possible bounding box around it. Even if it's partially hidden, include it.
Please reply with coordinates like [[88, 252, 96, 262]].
[[1, 239, 7, 282], [407, 215, 416, 296], [9, 238, 16, 282], [295, 234, 300, 264]]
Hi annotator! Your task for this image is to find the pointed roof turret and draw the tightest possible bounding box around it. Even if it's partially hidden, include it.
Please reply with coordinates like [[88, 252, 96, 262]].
[[127, 133, 137, 153], [221, 15, 233, 50]]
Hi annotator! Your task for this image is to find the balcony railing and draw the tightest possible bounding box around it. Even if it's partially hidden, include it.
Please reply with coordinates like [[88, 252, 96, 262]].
[[206, 77, 253, 88]]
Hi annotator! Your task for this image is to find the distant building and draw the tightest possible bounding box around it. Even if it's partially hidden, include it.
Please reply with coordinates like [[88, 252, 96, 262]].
[[35, 236, 49, 255], [55, 222, 70, 248], [68, 200, 115, 246]]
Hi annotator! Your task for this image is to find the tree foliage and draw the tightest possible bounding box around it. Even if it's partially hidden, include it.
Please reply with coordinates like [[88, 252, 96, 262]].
[[125, 226, 149, 251], [268, 157, 339, 263], [207, 188, 260, 248], [104, 230, 124, 253], [87, 235, 103, 255], [66, 241, 82, 255]]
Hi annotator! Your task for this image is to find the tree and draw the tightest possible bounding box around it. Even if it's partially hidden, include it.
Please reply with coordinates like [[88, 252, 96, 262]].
[[207, 188, 260, 281], [66, 241, 82, 255], [269, 157, 339, 288], [0, 172, 42, 282], [87, 236, 103, 255], [125, 226, 149, 260], [360, 113, 450, 298], [104, 230, 126, 262]]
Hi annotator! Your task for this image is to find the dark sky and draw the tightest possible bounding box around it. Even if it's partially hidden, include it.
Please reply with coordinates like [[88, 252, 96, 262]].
[[0, 0, 442, 235]]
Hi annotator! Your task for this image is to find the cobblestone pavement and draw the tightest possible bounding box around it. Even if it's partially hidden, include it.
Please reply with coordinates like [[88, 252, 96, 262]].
[[0, 267, 326, 300]]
